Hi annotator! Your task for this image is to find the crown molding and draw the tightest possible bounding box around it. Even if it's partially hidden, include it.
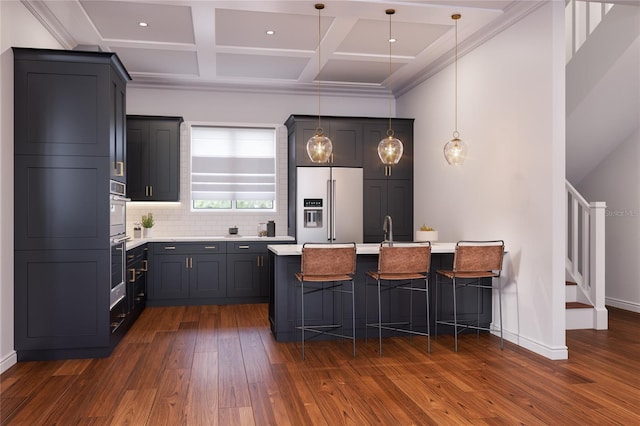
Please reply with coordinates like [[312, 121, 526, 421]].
[[21, 0, 77, 49]]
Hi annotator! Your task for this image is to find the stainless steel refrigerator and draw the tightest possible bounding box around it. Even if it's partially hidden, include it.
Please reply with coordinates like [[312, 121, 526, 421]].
[[296, 167, 363, 244]]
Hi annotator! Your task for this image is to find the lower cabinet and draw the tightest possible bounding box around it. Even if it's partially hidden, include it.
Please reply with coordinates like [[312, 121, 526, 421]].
[[149, 242, 226, 303], [147, 240, 287, 306], [227, 242, 272, 298], [126, 244, 148, 322]]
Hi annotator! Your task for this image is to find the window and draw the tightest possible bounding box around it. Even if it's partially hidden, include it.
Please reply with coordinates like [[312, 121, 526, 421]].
[[191, 125, 276, 211]]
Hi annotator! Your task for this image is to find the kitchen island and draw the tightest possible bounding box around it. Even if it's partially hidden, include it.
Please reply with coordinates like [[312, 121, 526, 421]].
[[267, 243, 493, 342]]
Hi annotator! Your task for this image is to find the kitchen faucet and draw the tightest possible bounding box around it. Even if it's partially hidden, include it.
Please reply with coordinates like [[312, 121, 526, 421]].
[[383, 215, 393, 244]]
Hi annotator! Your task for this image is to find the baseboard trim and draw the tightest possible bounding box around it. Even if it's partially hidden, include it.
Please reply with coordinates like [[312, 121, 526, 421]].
[[605, 298, 640, 314], [491, 328, 568, 360], [1, 350, 18, 374]]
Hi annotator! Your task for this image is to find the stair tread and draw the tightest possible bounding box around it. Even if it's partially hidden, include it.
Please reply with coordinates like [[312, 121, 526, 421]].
[[566, 301, 593, 309]]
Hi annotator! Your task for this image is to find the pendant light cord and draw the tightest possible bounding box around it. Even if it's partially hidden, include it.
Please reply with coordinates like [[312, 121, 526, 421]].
[[453, 14, 460, 138], [316, 4, 323, 133], [387, 9, 395, 136]]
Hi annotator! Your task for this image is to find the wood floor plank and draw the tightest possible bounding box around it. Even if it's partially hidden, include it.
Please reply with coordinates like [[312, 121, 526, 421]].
[[183, 351, 219, 425], [194, 312, 219, 354], [146, 368, 191, 424], [3, 305, 640, 425], [109, 388, 157, 425]]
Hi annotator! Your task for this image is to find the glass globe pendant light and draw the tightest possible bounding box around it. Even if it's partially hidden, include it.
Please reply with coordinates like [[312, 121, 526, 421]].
[[378, 9, 403, 167], [443, 13, 468, 166], [306, 3, 333, 163]]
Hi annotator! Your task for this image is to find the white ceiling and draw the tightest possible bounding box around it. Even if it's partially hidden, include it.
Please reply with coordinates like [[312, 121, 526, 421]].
[[25, 0, 542, 96]]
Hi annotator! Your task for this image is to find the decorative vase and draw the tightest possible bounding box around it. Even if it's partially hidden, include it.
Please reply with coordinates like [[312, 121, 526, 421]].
[[415, 230, 438, 242], [143, 227, 153, 238]]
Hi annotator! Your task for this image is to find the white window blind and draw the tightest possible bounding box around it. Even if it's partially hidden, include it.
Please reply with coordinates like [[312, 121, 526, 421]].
[[191, 125, 276, 209]]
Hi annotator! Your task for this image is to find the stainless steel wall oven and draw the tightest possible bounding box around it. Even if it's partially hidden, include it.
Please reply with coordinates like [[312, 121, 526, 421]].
[[109, 180, 129, 313]]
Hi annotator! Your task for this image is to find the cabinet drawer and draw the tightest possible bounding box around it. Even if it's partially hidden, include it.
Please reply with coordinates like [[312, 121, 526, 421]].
[[227, 241, 269, 254], [151, 242, 226, 254]]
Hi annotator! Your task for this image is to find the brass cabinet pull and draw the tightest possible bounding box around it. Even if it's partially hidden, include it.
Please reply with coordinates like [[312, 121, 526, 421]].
[[164, 246, 176, 250], [129, 268, 136, 282], [149, 186, 153, 197], [189, 257, 193, 269], [142, 260, 148, 271], [115, 161, 124, 176], [145, 185, 153, 197], [185, 257, 189, 268], [204, 246, 217, 249], [239, 245, 250, 249]]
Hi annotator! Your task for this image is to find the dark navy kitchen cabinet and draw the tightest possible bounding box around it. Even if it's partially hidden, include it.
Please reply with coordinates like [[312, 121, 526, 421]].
[[363, 179, 413, 242], [126, 115, 183, 201], [285, 115, 363, 167], [13, 48, 130, 361], [147, 240, 287, 305], [126, 244, 148, 322], [148, 242, 227, 304], [227, 241, 282, 299]]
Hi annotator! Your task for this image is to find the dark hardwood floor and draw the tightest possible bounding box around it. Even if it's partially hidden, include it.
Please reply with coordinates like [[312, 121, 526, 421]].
[[2, 304, 639, 425]]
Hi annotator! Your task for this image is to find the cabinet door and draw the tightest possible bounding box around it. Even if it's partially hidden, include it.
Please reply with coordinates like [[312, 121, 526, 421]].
[[148, 120, 181, 201], [125, 119, 149, 200], [14, 155, 109, 251], [363, 121, 413, 180], [387, 179, 413, 241], [190, 254, 226, 298], [227, 253, 263, 298], [363, 179, 388, 243], [15, 249, 110, 351], [150, 254, 189, 300], [14, 59, 110, 157], [110, 73, 127, 182], [328, 119, 363, 167]]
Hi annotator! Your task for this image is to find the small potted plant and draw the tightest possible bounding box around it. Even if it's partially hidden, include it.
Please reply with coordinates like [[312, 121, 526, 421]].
[[141, 212, 154, 238], [415, 224, 438, 242]]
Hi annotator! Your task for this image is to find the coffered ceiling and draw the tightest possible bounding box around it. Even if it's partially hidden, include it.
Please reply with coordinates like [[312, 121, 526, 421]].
[[24, 0, 543, 95]]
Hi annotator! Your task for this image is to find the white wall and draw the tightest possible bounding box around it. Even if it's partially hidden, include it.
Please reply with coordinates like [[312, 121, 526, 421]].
[[1, 1, 63, 373], [577, 128, 640, 313], [398, 2, 568, 359], [124, 87, 390, 238]]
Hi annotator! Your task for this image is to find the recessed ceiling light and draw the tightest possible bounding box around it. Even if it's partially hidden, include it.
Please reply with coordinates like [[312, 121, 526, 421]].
[[138, 22, 148, 27], [266, 30, 275, 35]]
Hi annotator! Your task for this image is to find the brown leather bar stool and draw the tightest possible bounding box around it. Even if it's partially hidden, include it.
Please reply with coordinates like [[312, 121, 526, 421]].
[[435, 240, 505, 352], [294, 242, 357, 360], [365, 242, 432, 356]]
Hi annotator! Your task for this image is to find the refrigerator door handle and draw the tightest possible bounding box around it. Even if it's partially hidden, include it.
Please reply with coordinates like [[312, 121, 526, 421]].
[[327, 179, 332, 241], [331, 179, 337, 241]]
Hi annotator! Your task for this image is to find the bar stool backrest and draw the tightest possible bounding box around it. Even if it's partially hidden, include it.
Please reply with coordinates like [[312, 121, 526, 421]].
[[301, 243, 357, 277], [378, 244, 431, 274], [453, 241, 505, 276]]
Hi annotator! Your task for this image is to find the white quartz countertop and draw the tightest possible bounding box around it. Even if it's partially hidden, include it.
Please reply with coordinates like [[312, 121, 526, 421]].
[[126, 235, 295, 250], [268, 242, 457, 256]]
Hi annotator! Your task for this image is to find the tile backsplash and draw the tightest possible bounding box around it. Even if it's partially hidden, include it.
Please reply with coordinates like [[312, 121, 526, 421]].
[[126, 123, 288, 238]]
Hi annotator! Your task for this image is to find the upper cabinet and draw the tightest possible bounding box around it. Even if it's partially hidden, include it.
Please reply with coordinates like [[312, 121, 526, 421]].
[[14, 49, 130, 164], [285, 115, 363, 167], [363, 119, 414, 180], [126, 115, 183, 201]]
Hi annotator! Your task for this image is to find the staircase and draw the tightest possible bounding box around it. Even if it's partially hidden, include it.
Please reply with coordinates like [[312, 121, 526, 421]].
[[564, 0, 616, 331], [565, 181, 607, 330]]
